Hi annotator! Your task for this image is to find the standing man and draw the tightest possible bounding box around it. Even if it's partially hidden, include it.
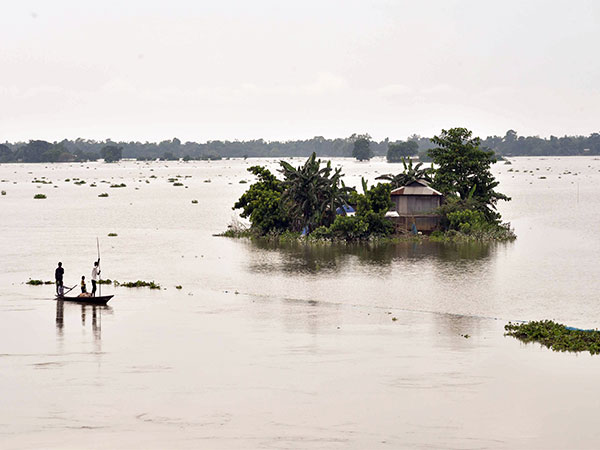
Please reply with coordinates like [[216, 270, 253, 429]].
[[91, 259, 100, 297], [55, 262, 64, 296]]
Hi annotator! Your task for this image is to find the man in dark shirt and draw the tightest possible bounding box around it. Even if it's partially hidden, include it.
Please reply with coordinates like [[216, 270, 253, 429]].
[[55, 262, 64, 296]]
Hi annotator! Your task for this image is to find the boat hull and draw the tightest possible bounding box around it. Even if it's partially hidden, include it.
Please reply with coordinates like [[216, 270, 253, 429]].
[[56, 295, 113, 305]]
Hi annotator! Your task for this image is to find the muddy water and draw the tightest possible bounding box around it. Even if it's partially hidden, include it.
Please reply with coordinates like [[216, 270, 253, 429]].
[[1, 157, 599, 449]]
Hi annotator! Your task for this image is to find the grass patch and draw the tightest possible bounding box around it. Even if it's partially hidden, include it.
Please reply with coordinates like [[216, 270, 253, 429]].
[[120, 280, 161, 289], [98, 193, 109, 197], [505, 320, 600, 355], [33, 194, 47, 199]]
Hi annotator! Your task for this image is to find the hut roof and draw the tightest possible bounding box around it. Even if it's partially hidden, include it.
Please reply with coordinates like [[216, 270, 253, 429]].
[[390, 179, 442, 196]]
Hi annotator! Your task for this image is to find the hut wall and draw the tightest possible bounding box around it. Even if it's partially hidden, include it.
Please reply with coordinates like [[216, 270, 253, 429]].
[[393, 196, 440, 215]]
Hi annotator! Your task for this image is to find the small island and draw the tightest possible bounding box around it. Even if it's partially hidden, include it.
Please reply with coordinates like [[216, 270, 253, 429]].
[[225, 127, 515, 242]]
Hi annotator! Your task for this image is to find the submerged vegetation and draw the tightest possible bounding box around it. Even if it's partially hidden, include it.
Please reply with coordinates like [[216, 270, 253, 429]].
[[505, 321, 600, 355], [120, 280, 161, 289], [229, 128, 514, 242], [26, 279, 53, 285]]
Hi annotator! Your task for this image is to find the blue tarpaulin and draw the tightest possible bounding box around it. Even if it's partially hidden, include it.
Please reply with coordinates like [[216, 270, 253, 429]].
[[335, 205, 355, 215]]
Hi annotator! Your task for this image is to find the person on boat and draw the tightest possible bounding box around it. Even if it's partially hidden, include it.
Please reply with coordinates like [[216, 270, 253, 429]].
[[91, 259, 100, 297], [55, 262, 64, 296], [80, 276, 87, 294]]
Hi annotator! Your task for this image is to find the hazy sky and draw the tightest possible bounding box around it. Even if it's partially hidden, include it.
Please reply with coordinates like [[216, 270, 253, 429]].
[[1, 0, 599, 142]]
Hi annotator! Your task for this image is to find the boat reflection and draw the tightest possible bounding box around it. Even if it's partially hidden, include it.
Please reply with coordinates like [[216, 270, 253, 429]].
[[55, 299, 113, 341]]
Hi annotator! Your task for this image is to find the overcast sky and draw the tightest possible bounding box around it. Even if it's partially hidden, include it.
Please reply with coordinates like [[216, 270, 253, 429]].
[[1, 0, 599, 142]]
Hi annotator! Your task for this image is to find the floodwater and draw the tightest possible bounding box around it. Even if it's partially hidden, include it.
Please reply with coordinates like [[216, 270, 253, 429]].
[[1, 156, 599, 449]]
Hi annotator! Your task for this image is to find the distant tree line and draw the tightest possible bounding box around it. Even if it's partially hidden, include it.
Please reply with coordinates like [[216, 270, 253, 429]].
[[1, 130, 599, 163]]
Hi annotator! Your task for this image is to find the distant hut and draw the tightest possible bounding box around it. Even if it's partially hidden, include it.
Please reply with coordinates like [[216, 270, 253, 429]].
[[386, 180, 442, 233]]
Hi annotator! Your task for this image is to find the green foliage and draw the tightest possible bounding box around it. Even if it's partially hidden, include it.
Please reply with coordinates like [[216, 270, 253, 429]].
[[505, 320, 600, 355], [121, 280, 161, 289], [430, 128, 510, 221], [387, 141, 418, 162], [376, 157, 434, 189], [33, 194, 46, 199], [101, 145, 123, 163], [446, 209, 486, 234], [98, 279, 113, 285], [352, 135, 373, 161], [279, 152, 353, 232], [26, 279, 44, 285], [233, 166, 289, 235]]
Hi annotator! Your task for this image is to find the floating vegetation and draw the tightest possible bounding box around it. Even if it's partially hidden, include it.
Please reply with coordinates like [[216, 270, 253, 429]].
[[239, 180, 247, 184], [1, 190, 5, 195], [74, 180, 86, 185], [98, 279, 113, 285], [203, 179, 211, 183], [175, 285, 182, 289], [108, 233, 118, 237], [120, 280, 161, 289], [33, 194, 47, 199], [173, 182, 184, 186], [98, 192, 109, 197], [32, 179, 52, 184], [505, 320, 600, 355], [110, 183, 126, 188], [191, 199, 198, 204], [167, 178, 177, 183], [26, 279, 53, 285]]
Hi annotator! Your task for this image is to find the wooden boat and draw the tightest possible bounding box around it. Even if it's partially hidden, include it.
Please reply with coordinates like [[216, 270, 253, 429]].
[[56, 295, 113, 305]]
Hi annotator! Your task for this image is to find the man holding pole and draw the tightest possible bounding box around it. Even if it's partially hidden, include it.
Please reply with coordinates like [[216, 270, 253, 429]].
[[91, 259, 100, 297]]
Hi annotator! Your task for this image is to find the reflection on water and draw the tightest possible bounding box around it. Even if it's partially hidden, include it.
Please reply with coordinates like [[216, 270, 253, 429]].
[[246, 238, 505, 274], [55, 299, 112, 341]]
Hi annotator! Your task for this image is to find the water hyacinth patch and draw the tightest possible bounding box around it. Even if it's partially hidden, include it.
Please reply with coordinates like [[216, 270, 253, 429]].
[[98, 193, 109, 197], [505, 320, 600, 355], [34, 194, 46, 199], [120, 280, 161, 289]]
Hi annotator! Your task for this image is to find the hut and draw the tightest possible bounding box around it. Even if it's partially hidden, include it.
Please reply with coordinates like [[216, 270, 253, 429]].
[[387, 180, 442, 233]]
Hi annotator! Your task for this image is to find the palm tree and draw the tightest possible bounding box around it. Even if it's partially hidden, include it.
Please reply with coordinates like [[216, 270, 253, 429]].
[[279, 153, 353, 232], [376, 157, 434, 189]]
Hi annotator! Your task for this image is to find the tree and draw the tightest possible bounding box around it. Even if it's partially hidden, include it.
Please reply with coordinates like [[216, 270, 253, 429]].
[[0, 144, 13, 163], [376, 157, 434, 188], [101, 145, 123, 163], [20, 140, 53, 162], [429, 128, 510, 220], [352, 135, 373, 161], [279, 152, 353, 232], [233, 166, 289, 234], [386, 141, 418, 162]]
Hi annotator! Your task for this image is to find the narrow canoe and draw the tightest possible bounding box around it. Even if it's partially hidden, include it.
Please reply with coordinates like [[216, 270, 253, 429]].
[[56, 295, 114, 305]]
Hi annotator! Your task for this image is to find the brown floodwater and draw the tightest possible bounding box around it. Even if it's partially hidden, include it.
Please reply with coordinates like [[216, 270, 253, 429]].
[[1, 157, 599, 449]]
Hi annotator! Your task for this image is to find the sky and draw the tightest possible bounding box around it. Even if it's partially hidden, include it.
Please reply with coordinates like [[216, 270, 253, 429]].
[[1, 0, 599, 143]]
